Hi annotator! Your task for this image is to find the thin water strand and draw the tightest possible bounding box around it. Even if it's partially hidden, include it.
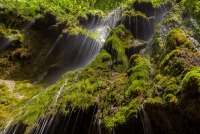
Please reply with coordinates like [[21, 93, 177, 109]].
[[46, 36, 61, 57], [71, 108, 81, 134], [1, 119, 13, 134], [0, 38, 12, 50], [21, 20, 35, 30], [88, 104, 97, 134], [55, 78, 68, 103], [139, 104, 153, 134]]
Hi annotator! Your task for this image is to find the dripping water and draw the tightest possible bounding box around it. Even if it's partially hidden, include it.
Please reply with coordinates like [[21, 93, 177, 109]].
[[139, 104, 153, 134], [1, 119, 13, 134], [71, 108, 81, 134], [46, 36, 61, 57], [0, 38, 12, 51], [72, 36, 89, 66], [2, 8, 122, 134], [32, 71, 47, 85], [100, 9, 122, 28], [76, 109, 84, 133], [161, 4, 167, 13], [88, 104, 97, 134], [64, 108, 74, 132], [28, 71, 81, 134], [21, 20, 35, 30], [0, 20, 35, 51]]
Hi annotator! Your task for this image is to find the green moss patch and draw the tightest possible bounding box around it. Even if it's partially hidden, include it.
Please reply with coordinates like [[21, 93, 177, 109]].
[[165, 28, 188, 51], [104, 25, 133, 72], [182, 67, 200, 99]]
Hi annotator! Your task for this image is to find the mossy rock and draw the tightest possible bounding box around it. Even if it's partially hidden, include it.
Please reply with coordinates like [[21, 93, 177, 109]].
[[104, 24, 132, 72], [182, 67, 200, 99], [147, 21, 164, 61], [165, 28, 188, 51]]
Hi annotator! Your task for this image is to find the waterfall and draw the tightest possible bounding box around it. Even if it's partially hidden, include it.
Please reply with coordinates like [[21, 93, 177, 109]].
[[0, 2, 175, 133], [23, 9, 122, 134], [86, 8, 122, 50]]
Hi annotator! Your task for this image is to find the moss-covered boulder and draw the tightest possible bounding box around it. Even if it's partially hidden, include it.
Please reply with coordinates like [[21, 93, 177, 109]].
[[104, 24, 131, 72], [182, 67, 200, 99], [165, 28, 190, 51]]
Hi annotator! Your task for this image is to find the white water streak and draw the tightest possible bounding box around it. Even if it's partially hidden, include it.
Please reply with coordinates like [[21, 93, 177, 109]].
[[1, 119, 13, 134], [55, 79, 68, 103], [21, 20, 35, 30]]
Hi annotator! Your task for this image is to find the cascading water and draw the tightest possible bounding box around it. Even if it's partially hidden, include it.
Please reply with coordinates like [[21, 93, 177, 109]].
[[40, 9, 123, 84], [1, 2, 176, 134], [16, 10, 122, 134]]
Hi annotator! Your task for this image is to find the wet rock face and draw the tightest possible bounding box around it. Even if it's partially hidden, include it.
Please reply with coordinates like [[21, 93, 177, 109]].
[[113, 115, 144, 134], [33, 12, 64, 42], [154, 3, 172, 24], [125, 42, 147, 58], [133, 1, 155, 17], [79, 14, 101, 30], [0, 9, 28, 29], [118, 2, 172, 41], [48, 33, 100, 69], [117, 14, 154, 41], [34, 12, 57, 30], [44, 33, 101, 84], [10, 107, 145, 134], [145, 93, 200, 134]]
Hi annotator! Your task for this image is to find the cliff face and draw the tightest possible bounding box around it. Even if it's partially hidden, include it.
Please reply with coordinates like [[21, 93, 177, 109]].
[[0, 0, 200, 134]]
